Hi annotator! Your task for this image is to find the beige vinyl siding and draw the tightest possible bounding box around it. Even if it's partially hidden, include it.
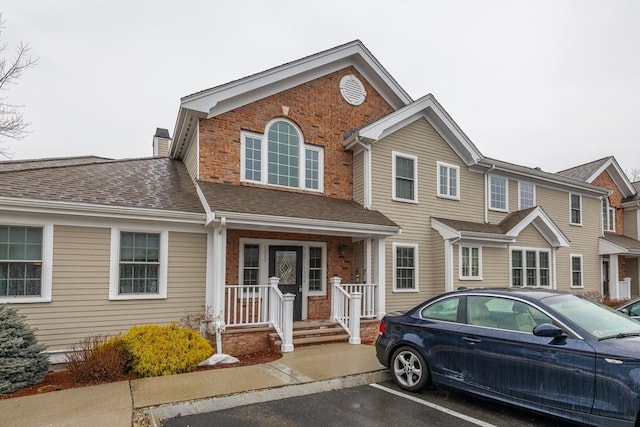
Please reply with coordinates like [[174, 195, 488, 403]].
[[535, 185, 602, 292], [514, 224, 552, 248], [624, 207, 639, 240], [184, 134, 199, 182], [452, 245, 509, 289], [16, 225, 207, 351], [353, 150, 364, 205], [370, 118, 486, 311], [627, 258, 639, 298]]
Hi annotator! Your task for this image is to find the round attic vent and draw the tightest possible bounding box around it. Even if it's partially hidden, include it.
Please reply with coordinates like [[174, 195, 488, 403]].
[[340, 75, 366, 106]]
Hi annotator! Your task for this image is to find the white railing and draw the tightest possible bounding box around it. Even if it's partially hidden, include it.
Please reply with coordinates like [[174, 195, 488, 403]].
[[339, 283, 378, 318], [331, 277, 371, 345], [224, 277, 294, 352], [613, 277, 632, 300]]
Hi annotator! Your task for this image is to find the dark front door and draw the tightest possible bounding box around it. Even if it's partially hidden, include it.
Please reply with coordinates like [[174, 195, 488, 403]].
[[603, 260, 610, 298], [269, 246, 303, 321]]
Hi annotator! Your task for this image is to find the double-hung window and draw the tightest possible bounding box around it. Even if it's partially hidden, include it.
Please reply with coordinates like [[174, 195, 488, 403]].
[[392, 152, 417, 203], [393, 243, 418, 291], [110, 229, 168, 300], [242, 244, 260, 287], [241, 120, 324, 192], [308, 247, 323, 292], [489, 175, 508, 211], [511, 248, 550, 288], [0, 225, 49, 301], [518, 181, 535, 209], [602, 198, 615, 232], [571, 255, 583, 288], [437, 162, 459, 200], [460, 246, 481, 280], [570, 194, 582, 225]]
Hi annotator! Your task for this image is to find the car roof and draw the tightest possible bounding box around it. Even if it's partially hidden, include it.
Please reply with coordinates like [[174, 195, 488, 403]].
[[448, 287, 567, 302]]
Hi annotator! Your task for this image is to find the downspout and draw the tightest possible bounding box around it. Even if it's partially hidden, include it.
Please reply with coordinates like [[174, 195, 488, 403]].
[[484, 164, 495, 224], [355, 136, 372, 210]]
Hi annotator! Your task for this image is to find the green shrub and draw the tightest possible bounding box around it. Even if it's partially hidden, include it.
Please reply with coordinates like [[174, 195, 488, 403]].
[[65, 335, 129, 385], [121, 323, 212, 377], [0, 304, 49, 394]]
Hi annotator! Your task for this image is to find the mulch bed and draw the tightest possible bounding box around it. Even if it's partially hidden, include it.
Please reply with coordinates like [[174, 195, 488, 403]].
[[0, 349, 282, 400]]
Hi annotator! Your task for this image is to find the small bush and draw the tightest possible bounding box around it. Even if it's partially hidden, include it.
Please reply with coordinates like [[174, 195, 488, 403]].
[[0, 304, 49, 394], [121, 323, 213, 377], [65, 335, 129, 385]]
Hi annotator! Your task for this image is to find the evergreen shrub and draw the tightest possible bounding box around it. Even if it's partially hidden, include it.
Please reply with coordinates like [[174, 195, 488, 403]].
[[0, 304, 49, 394], [121, 323, 212, 377]]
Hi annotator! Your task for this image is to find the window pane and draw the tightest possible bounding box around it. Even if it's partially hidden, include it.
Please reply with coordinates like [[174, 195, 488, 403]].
[[520, 182, 534, 209], [268, 121, 300, 188], [305, 148, 320, 190], [245, 136, 262, 181], [571, 195, 581, 224], [243, 244, 260, 287], [449, 168, 457, 197], [439, 166, 448, 195], [119, 232, 161, 294], [395, 156, 415, 200], [490, 176, 507, 210], [396, 246, 415, 289], [309, 247, 322, 292]]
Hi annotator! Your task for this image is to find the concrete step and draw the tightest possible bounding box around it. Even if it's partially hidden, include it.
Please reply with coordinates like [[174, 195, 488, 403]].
[[272, 333, 351, 348]]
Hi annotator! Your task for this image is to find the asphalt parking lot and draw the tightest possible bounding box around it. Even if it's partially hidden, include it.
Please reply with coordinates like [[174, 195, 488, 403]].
[[165, 380, 569, 427]]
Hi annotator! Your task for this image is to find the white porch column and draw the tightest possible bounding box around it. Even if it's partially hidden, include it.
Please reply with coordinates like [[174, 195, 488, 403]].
[[210, 224, 227, 322], [611, 254, 620, 299], [349, 292, 362, 344], [375, 237, 386, 319], [281, 294, 295, 353], [444, 240, 454, 292], [364, 238, 372, 284]]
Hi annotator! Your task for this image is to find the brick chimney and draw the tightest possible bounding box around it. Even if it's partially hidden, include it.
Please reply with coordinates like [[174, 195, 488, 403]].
[[152, 128, 171, 157]]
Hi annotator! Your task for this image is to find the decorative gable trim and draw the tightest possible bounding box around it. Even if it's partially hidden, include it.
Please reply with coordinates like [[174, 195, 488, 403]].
[[585, 157, 637, 198], [504, 206, 570, 248]]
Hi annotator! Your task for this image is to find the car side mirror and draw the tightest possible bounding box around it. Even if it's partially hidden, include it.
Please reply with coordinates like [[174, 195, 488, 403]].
[[533, 323, 565, 338], [620, 308, 630, 316]]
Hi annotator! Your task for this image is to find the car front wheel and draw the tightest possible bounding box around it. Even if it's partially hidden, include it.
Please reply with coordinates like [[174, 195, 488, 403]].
[[390, 346, 430, 392]]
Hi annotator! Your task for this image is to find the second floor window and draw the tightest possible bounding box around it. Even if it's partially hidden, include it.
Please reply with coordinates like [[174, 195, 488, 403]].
[[519, 181, 535, 209], [393, 152, 417, 202], [489, 175, 508, 211], [602, 198, 616, 232], [437, 162, 459, 200], [570, 194, 582, 225], [241, 120, 323, 192]]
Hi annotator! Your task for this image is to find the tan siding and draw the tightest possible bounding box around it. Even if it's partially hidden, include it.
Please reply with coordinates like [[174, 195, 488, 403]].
[[624, 208, 639, 240], [16, 225, 207, 352], [515, 225, 552, 248], [184, 133, 199, 182], [353, 150, 364, 205], [452, 245, 509, 290]]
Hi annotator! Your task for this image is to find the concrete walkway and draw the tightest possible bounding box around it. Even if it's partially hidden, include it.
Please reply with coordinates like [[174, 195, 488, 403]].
[[1, 343, 389, 427]]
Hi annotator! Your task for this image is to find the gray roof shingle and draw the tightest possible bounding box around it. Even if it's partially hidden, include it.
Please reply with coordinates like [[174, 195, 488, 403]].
[[0, 156, 113, 172], [0, 157, 204, 213], [197, 181, 398, 228], [603, 232, 640, 251], [556, 157, 611, 182], [433, 207, 538, 234]]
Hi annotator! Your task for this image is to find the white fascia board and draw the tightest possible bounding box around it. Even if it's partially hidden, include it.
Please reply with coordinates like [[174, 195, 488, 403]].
[[0, 197, 206, 224], [505, 207, 570, 247], [431, 218, 461, 240], [458, 232, 515, 243], [214, 210, 399, 237], [475, 160, 609, 198], [586, 158, 637, 198], [181, 41, 410, 118], [347, 95, 483, 166], [600, 238, 628, 255]]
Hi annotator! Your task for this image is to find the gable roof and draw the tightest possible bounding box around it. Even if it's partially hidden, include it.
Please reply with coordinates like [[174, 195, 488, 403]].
[[432, 206, 570, 247], [197, 181, 399, 237], [171, 40, 412, 159], [557, 156, 637, 199], [0, 158, 205, 221], [600, 232, 640, 256], [0, 156, 112, 172], [344, 93, 483, 166]]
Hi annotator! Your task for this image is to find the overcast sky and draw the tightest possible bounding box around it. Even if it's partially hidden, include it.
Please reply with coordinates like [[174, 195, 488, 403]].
[[2, 0, 639, 177]]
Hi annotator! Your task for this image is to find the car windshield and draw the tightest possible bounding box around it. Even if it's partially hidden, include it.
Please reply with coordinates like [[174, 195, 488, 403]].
[[543, 294, 640, 339]]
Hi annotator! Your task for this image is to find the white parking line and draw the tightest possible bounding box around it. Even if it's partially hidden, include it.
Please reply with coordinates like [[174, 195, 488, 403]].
[[369, 383, 498, 427]]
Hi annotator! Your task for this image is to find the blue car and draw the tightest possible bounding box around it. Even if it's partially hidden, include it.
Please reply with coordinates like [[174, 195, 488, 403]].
[[375, 288, 640, 426]]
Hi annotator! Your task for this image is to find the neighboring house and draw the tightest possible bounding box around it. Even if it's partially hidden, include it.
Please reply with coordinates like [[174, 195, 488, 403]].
[[0, 40, 630, 361], [558, 157, 640, 300]]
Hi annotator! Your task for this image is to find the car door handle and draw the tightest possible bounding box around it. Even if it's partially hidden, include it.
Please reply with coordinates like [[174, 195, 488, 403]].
[[462, 336, 482, 343]]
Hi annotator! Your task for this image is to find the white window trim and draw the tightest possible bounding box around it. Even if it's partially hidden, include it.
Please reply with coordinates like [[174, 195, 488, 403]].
[[0, 223, 53, 304], [489, 175, 509, 212], [509, 247, 552, 288], [392, 151, 418, 204], [459, 245, 482, 280], [109, 228, 168, 300], [436, 161, 460, 201], [238, 238, 328, 297], [518, 181, 536, 210], [602, 198, 616, 232], [570, 193, 583, 226], [570, 254, 584, 289], [239, 120, 324, 192], [392, 242, 419, 292]]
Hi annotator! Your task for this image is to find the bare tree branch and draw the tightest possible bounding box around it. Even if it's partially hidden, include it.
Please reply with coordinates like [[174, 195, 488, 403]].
[[0, 13, 38, 156]]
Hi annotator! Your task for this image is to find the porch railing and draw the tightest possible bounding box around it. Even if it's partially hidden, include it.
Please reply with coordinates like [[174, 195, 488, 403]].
[[339, 283, 378, 318], [330, 277, 379, 345], [224, 277, 294, 352], [612, 277, 632, 300]]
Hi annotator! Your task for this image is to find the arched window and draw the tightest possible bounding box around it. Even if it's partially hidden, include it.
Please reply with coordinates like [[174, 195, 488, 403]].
[[241, 119, 323, 191]]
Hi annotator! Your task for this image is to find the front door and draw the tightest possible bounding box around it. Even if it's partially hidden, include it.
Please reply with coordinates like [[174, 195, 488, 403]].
[[269, 246, 303, 321]]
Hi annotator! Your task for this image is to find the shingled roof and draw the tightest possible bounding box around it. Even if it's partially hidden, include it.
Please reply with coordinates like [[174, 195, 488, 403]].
[[432, 207, 538, 234], [603, 232, 640, 254], [556, 157, 611, 181], [0, 157, 204, 214], [197, 180, 398, 228], [0, 156, 113, 172]]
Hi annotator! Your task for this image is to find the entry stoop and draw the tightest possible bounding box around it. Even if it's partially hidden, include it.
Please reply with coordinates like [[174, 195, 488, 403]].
[[269, 321, 349, 350]]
